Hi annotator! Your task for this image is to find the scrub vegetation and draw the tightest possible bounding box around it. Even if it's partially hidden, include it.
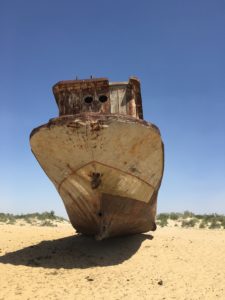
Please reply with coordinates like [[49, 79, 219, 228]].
[[0, 211, 68, 227], [1, 211, 225, 229], [156, 211, 225, 229]]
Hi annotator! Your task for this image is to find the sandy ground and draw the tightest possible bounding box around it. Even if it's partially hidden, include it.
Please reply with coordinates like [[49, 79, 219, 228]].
[[0, 224, 225, 300]]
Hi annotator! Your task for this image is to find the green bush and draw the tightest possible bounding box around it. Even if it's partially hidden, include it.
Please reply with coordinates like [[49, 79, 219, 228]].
[[221, 220, 225, 229], [199, 222, 206, 229], [201, 214, 217, 223], [157, 218, 168, 227], [41, 220, 56, 227], [0, 213, 8, 222], [0, 213, 15, 223], [24, 218, 33, 224], [209, 219, 221, 229], [7, 218, 16, 225], [195, 214, 204, 220], [181, 218, 198, 228], [157, 213, 169, 220], [183, 211, 195, 219], [157, 213, 169, 227], [170, 213, 180, 220]]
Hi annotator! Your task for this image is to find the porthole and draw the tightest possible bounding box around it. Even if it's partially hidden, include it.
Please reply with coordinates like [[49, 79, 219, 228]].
[[84, 96, 93, 104], [99, 95, 108, 103]]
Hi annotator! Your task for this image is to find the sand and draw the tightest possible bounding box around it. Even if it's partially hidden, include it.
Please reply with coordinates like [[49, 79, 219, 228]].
[[0, 224, 225, 300]]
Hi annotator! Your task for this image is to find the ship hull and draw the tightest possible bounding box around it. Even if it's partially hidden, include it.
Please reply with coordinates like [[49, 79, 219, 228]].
[[30, 114, 164, 239]]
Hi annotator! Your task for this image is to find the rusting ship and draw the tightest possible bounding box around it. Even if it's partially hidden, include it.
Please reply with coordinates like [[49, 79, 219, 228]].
[[30, 77, 164, 240]]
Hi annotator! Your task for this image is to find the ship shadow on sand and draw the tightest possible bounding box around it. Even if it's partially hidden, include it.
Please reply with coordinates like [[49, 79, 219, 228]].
[[0, 233, 153, 269]]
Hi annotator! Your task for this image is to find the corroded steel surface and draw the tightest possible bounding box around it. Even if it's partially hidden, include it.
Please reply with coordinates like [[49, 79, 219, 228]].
[[52, 77, 143, 119], [53, 78, 110, 115], [30, 77, 164, 239]]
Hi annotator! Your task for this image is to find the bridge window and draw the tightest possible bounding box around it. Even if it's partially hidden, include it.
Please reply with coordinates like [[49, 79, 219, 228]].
[[84, 96, 93, 104], [99, 95, 108, 103]]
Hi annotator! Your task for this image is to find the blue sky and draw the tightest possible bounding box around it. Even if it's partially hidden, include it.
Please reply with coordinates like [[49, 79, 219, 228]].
[[1, 0, 225, 217]]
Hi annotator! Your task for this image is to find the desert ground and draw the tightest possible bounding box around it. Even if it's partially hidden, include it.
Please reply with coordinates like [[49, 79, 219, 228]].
[[0, 223, 225, 300]]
